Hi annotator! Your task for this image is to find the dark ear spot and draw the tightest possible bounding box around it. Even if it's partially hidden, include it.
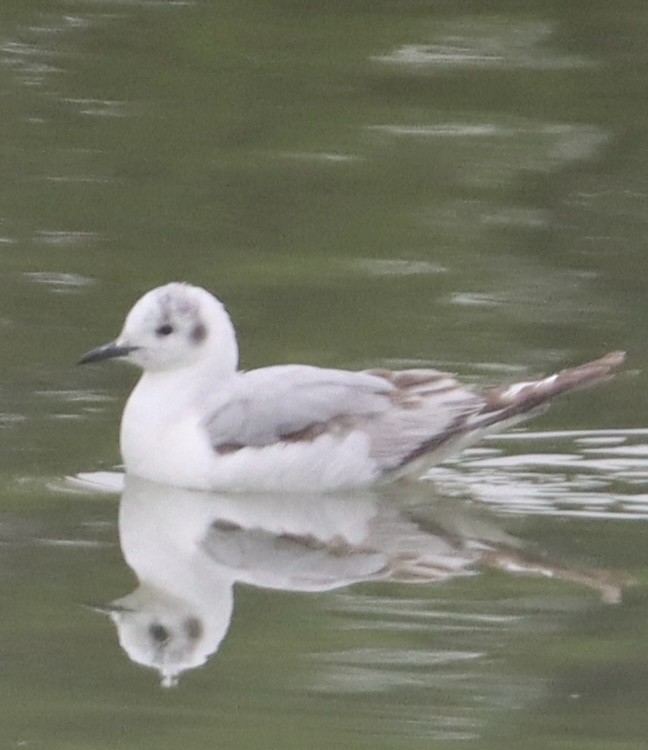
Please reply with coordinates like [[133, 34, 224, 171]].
[[184, 617, 203, 641], [191, 323, 207, 343]]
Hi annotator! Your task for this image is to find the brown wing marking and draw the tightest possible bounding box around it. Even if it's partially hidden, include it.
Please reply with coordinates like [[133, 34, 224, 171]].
[[393, 351, 626, 471]]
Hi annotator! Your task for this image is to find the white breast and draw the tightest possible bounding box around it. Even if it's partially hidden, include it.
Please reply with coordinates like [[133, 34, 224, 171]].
[[120, 373, 380, 492]]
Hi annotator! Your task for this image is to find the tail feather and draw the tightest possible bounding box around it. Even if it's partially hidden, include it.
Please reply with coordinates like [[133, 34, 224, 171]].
[[478, 350, 626, 427], [390, 351, 626, 476]]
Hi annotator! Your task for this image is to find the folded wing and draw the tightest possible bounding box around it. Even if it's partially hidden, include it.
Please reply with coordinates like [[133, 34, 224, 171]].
[[203, 352, 625, 478]]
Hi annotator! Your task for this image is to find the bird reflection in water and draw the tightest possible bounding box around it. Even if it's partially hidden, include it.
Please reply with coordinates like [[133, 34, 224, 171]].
[[86, 475, 631, 688]]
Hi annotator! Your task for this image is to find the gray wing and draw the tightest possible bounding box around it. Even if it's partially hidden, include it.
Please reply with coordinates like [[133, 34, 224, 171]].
[[205, 365, 396, 451], [201, 521, 388, 591], [204, 353, 625, 475], [203, 364, 482, 470]]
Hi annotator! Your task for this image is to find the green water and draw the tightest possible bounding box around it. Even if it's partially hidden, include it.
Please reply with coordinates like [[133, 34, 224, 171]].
[[1, 0, 648, 747]]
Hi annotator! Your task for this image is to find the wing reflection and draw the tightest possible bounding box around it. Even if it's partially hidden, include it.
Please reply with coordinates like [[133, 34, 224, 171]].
[[102, 477, 631, 687]]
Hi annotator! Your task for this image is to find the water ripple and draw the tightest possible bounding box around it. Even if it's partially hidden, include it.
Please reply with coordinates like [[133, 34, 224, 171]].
[[431, 429, 648, 519], [371, 21, 594, 71]]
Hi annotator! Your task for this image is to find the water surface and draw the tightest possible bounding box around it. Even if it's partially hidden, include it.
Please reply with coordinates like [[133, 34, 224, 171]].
[[1, 1, 648, 748]]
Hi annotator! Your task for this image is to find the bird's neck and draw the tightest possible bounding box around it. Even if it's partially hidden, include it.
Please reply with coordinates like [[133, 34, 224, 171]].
[[135, 352, 236, 409]]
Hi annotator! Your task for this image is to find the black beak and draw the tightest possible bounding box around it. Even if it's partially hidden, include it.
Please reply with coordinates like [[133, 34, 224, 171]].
[[78, 342, 139, 365], [82, 602, 133, 616]]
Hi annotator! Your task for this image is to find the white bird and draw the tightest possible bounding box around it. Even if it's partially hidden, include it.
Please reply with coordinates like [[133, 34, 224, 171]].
[[79, 282, 625, 493], [97, 477, 629, 687]]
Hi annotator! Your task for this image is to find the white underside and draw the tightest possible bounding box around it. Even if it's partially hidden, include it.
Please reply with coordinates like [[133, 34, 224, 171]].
[[117, 354, 530, 493], [123, 426, 381, 492], [120, 375, 382, 492]]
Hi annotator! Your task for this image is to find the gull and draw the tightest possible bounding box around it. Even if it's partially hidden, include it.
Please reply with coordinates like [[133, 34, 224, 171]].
[[98, 477, 630, 687], [79, 282, 625, 493]]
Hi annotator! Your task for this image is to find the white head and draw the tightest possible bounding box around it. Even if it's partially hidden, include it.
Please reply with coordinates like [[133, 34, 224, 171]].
[[79, 283, 238, 375], [102, 586, 233, 689]]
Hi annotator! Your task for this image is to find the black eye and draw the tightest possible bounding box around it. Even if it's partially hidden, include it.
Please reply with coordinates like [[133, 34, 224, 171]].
[[156, 324, 174, 337], [149, 623, 170, 644]]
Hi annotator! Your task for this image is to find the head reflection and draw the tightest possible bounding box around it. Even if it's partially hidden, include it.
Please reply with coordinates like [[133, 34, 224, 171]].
[[100, 476, 628, 688]]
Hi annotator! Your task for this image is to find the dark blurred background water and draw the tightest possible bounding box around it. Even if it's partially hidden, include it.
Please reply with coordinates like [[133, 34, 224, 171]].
[[1, 1, 648, 748]]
